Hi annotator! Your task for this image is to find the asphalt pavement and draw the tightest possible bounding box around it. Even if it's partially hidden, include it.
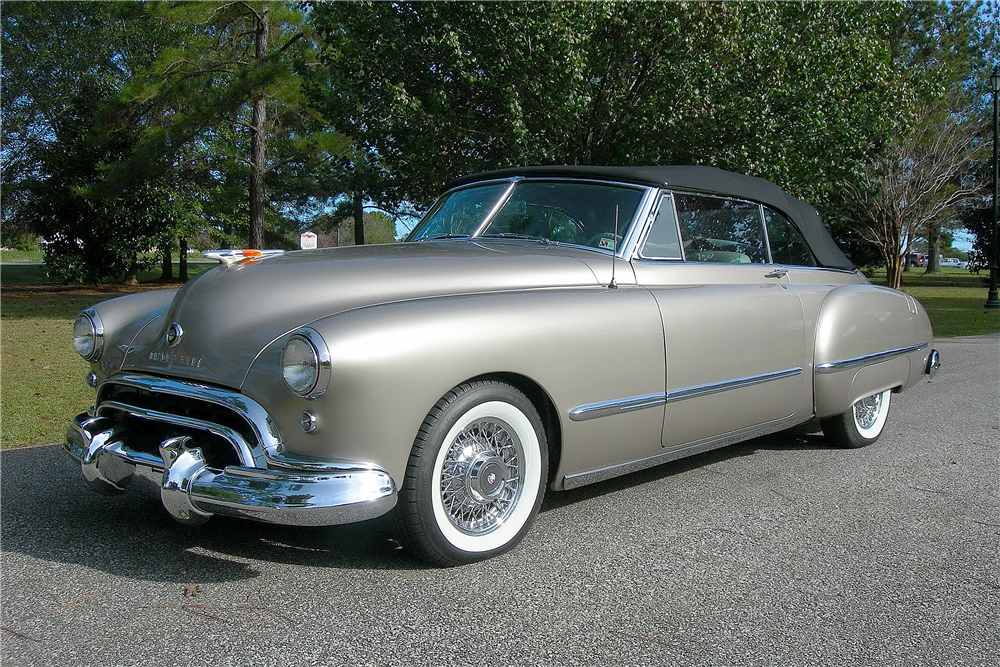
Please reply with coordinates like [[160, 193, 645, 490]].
[[2, 334, 998, 667]]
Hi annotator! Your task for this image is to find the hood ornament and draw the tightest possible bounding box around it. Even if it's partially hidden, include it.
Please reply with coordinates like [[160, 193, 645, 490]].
[[165, 323, 184, 347]]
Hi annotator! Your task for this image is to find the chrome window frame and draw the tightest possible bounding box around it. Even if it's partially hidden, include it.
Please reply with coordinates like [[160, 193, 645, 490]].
[[473, 177, 655, 257], [406, 178, 518, 242], [668, 190, 771, 265], [630, 188, 821, 267], [633, 192, 685, 262], [760, 204, 819, 268]]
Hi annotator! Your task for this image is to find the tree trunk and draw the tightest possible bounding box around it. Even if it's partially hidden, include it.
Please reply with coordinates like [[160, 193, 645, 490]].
[[353, 191, 365, 246], [179, 237, 188, 281], [924, 223, 941, 275], [161, 237, 173, 281], [885, 220, 904, 289], [886, 254, 903, 289], [248, 3, 269, 250], [123, 255, 139, 286]]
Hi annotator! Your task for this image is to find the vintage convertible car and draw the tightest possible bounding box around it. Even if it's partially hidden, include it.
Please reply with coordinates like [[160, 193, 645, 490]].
[[65, 166, 940, 565]]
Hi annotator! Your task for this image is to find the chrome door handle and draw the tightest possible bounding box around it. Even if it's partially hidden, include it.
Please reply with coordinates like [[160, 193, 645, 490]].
[[765, 268, 788, 279]]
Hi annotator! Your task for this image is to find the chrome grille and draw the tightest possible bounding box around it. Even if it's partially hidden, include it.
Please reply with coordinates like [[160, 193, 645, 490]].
[[96, 380, 261, 470]]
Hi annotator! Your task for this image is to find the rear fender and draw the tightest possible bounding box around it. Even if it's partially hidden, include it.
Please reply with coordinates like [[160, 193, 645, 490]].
[[813, 284, 933, 418]]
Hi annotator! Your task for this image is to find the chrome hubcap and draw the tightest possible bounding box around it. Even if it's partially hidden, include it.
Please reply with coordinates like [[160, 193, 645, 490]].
[[440, 418, 523, 535], [854, 393, 883, 430]]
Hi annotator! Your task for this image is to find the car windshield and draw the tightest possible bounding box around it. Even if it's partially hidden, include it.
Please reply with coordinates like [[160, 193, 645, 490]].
[[407, 183, 510, 241], [409, 180, 646, 252]]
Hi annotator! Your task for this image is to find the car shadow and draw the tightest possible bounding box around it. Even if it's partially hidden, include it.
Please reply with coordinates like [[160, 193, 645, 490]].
[[0, 445, 423, 582], [2, 428, 833, 579], [542, 425, 832, 511]]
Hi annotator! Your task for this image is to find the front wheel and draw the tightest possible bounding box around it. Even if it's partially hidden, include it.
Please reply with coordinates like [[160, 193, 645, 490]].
[[393, 381, 548, 566], [821, 389, 893, 448]]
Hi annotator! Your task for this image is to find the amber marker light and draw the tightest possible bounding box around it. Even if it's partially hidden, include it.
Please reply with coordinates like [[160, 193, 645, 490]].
[[202, 249, 284, 266]]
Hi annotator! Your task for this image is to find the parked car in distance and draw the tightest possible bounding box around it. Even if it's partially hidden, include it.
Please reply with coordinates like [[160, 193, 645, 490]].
[[940, 257, 962, 268], [65, 166, 940, 565]]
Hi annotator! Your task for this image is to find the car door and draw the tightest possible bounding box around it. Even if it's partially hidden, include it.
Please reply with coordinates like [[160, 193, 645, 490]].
[[631, 191, 813, 451]]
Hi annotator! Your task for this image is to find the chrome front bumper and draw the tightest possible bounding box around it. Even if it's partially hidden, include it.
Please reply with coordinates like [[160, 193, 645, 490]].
[[65, 413, 397, 527]]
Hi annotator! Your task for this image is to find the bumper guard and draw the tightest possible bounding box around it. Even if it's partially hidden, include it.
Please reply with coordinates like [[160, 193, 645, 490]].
[[65, 413, 397, 527]]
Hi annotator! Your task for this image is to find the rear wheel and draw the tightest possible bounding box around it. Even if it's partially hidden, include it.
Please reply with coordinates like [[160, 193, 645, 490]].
[[821, 389, 892, 448], [393, 381, 547, 566]]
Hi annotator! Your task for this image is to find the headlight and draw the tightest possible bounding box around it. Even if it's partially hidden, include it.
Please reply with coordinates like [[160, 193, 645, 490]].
[[73, 310, 104, 362], [280, 328, 331, 398]]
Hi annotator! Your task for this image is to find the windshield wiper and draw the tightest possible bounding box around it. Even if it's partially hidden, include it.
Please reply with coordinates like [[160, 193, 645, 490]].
[[480, 232, 540, 240], [418, 233, 470, 242]]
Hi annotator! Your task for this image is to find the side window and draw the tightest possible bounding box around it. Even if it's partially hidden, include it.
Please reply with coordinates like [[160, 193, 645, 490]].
[[675, 194, 768, 264], [763, 208, 816, 266], [639, 194, 682, 259]]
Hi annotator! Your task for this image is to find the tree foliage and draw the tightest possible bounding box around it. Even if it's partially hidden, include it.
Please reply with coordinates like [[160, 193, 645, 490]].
[[886, 1, 999, 276], [308, 2, 903, 207], [3, 1, 995, 284], [1, 1, 181, 283], [111, 1, 349, 249]]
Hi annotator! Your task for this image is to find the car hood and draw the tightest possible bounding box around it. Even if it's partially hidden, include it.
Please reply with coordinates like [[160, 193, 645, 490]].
[[122, 241, 606, 388]]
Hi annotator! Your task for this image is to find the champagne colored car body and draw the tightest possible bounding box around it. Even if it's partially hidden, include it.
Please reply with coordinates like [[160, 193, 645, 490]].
[[65, 166, 938, 564]]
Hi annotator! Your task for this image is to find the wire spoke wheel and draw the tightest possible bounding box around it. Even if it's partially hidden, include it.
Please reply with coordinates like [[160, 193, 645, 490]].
[[853, 393, 883, 432], [439, 417, 524, 536], [822, 388, 893, 448], [394, 381, 547, 566]]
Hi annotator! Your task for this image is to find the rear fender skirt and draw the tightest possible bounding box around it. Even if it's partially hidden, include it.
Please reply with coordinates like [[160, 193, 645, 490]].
[[813, 284, 933, 418]]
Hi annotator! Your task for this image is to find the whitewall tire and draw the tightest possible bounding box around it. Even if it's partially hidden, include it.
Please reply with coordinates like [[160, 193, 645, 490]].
[[393, 381, 548, 566]]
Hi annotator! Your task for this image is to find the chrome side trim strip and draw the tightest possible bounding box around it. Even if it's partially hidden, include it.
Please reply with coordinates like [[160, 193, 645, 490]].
[[816, 343, 928, 375], [569, 393, 666, 422], [666, 367, 802, 403], [569, 368, 803, 422], [563, 415, 810, 490]]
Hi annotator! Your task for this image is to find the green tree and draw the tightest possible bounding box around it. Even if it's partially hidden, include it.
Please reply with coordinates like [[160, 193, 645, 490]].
[[891, 1, 998, 275], [1, 1, 185, 283], [845, 108, 986, 289], [308, 1, 905, 219], [112, 1, 348, 249], [26, 79, 169, 284]]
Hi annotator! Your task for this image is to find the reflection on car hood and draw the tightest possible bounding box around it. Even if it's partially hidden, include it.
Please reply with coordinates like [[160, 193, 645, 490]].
[[123, 241, 604, 388]]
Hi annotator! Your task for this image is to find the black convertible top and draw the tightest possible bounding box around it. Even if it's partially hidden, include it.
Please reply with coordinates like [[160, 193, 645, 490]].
[[445, 165, 854, 270]]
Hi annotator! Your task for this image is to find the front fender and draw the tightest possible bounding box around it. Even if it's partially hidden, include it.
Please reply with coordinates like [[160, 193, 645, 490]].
[[813, 284, 933, 418], [85, 289, 178, 382], [242, 287, 666, 487]]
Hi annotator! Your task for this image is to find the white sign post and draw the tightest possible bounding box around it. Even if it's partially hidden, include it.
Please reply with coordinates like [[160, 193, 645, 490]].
[[300, 231, 318, 250]]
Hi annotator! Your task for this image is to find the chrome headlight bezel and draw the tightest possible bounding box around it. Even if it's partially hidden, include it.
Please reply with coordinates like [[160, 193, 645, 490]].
[[280, 327, 331, 399], [73, 309, 104, 362]]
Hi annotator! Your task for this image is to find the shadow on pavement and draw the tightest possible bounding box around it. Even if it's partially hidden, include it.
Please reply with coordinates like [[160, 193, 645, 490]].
[[2, 427, 833, 579]]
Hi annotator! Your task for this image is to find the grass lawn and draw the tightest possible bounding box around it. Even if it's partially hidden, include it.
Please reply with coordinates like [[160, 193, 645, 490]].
[[1, 262, 210, 449], [2, 290, 105, 449], [0, 249, 44, 263], [866, 267, 1000, 339], [1, 263, 997, 450]]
